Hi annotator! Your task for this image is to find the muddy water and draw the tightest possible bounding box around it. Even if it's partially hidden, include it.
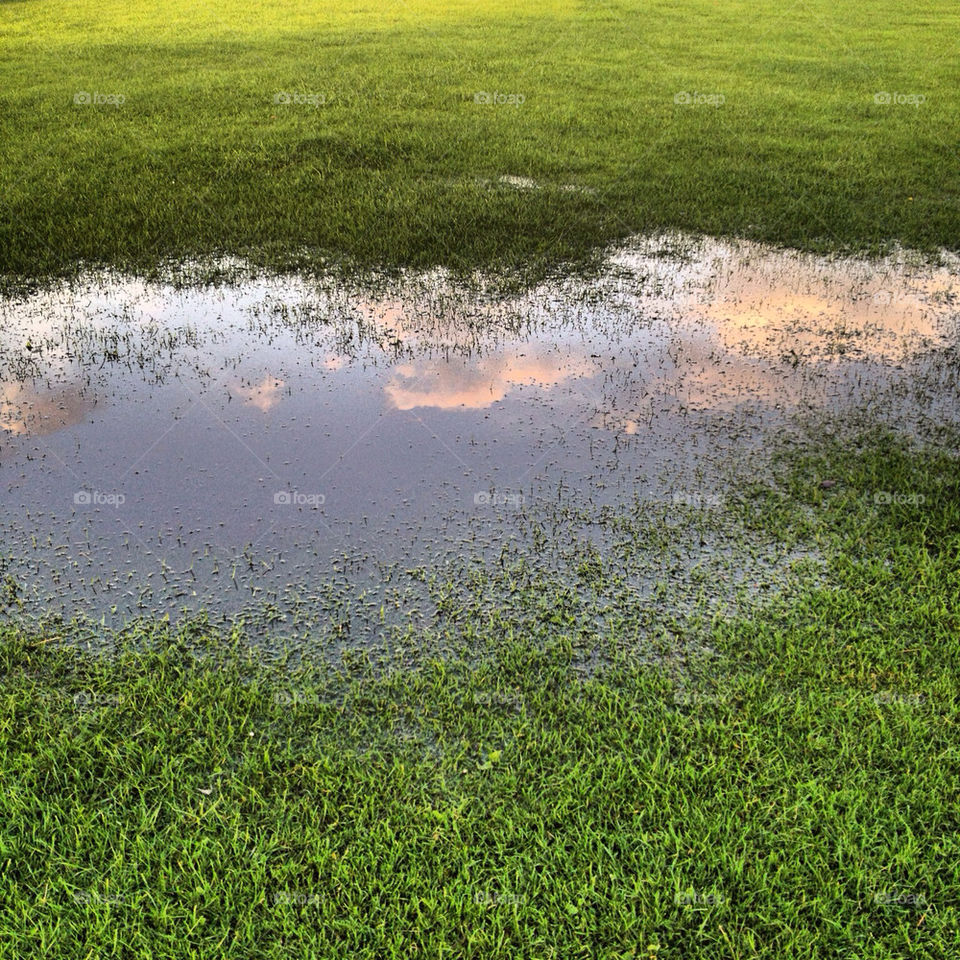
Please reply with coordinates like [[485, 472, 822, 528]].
[[1, 235, 958, 633]]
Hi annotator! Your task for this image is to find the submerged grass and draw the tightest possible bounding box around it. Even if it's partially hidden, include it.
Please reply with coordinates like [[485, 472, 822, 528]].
[[1, 0, 959, 288], [2, 428, 959, 958]]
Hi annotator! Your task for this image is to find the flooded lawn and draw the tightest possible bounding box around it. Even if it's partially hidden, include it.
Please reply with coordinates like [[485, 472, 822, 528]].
[[1, 235, 958, 634]]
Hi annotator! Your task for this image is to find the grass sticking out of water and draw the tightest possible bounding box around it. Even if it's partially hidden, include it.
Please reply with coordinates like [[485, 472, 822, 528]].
[[1, 429, 959, 957]]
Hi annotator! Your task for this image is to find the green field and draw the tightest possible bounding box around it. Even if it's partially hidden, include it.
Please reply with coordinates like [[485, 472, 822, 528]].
[[2, 429, 959, 958], [2, 2, 960, 956], [1, 0, 959, 286]]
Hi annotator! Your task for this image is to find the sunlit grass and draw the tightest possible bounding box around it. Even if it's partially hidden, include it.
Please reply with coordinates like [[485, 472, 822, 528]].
[[1, 0, 958, 286]]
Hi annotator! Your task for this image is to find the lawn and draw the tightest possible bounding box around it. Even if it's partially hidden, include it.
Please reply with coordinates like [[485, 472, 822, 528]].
[[1, 0, 959, 286], [1, 2, 959, 956], [2, 428, 959, 957]]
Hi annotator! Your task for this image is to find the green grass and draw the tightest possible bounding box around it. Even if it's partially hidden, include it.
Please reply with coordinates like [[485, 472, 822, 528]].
[[2, 428, 959, 958], [1, 0, 959, 286], [2, 3, 959, 954]]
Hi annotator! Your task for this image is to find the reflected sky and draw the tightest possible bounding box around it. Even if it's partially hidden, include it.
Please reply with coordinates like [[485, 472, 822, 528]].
[[0, 382, 95, 436], [385, 351, 596, 411]]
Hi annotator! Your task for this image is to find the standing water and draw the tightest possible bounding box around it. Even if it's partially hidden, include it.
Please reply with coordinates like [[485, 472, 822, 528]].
[[1, 235, 958, 638]]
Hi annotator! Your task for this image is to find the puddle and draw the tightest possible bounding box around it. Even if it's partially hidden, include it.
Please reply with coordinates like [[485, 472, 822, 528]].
[[1, 234, 957, 635]]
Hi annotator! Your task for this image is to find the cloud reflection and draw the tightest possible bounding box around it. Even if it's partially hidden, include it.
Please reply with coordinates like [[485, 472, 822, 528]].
[[0, 383, 93, 436], [235, 377, 286, 412], [385, 352, 595, 411]]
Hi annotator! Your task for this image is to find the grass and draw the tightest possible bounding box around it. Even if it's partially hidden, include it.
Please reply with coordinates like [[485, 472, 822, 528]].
[[2, 427, 959, 958], [1, 0, 959, 287], [2, 2, 958, 954]]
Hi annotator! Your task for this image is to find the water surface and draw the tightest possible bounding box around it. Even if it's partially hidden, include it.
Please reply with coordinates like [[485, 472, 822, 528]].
[[2, 235, 957, 634]]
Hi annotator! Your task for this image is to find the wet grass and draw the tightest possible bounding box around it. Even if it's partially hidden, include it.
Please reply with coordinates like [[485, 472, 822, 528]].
[[1, 0, 959, 288], [3, 428, 959, 957]]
